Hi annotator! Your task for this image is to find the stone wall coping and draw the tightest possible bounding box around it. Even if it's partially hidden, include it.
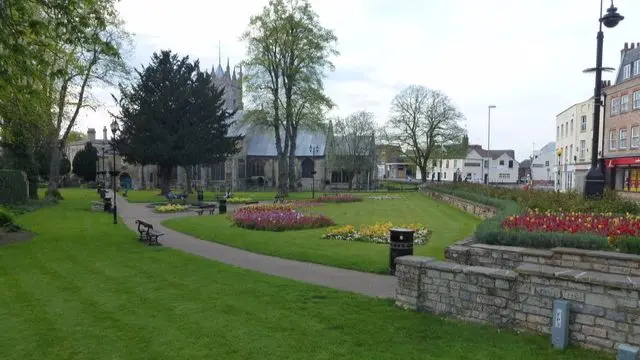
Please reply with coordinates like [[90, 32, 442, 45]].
[[552, 247, 640, 262], [464, 265, 518, 280], [470, 244, 554, 258], [423, 189, 497, 210], [394, 256, 436, 267], [516, 263, 640, 290]]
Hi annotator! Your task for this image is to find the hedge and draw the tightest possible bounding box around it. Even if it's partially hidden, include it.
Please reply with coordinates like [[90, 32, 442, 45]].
[[0, 170, 28, 205], [424, 185, 637, 254]]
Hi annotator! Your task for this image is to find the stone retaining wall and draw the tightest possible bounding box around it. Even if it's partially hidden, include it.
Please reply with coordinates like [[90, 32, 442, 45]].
[[445, 241, 640, 276], [395, 256, 640, 352], [422, 190, 497, 219]]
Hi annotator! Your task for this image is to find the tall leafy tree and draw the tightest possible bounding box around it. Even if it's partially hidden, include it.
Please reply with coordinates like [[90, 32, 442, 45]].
[[72, 142, 98, 182], [386, 85, 466, 183], [242, 0, 337, 194], [328, 111, 377, 190], [44, 0, 130, 200], [114, 50, 242, 195]]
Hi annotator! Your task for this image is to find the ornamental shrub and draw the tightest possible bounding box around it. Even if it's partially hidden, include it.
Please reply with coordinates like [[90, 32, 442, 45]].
[[0, 208, 14, 227], [0, 170, 28, 205]]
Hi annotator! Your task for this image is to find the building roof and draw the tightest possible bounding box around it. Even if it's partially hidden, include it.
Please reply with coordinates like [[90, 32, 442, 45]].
[[247, 130, 326, 157], [615, 43, 640, 85], [519, 159, 531, 168], [468, 144, 515, 160], [538, 141, 556, 154]]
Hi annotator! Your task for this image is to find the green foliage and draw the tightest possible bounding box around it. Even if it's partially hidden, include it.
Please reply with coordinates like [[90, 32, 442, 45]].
[[114, 50, 242, 192], [59, 155, 71, 176], [72, 142, 98, 181], [434, 183, 640, 215], [616, 236, 640, 255], [0, 208, 15, 227], [0, 170, 28, 204]]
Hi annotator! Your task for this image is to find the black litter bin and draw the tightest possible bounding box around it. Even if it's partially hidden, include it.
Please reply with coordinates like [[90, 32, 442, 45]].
[[389, 228, 415, 275], [103, 197, 112, 212], [218, 198, 227, 214]]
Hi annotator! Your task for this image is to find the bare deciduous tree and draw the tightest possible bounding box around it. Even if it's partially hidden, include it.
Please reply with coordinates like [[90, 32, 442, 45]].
[[386, 85, 466, 182], [328, 111, 376, 190]]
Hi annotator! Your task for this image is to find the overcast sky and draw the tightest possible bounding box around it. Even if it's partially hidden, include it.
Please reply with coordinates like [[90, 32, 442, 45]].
[[79, 0, 640, 162]]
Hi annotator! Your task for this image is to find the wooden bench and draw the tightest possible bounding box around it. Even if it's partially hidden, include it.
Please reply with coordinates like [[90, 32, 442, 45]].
[[274, 194, 287, 203], [135, 220, 163, 245], [194, 204, 217, 216]]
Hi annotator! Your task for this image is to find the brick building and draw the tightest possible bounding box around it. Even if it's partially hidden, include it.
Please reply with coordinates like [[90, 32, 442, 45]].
[[603, 42, 640, 193]]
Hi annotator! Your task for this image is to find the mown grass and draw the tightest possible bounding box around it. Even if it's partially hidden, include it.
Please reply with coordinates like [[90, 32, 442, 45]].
[[164, 193, 482, 273], [0, 189, 608, 360]]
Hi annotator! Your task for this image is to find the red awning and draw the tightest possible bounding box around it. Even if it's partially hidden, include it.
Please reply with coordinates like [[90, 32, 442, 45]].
[[606, 157, 640, 168]]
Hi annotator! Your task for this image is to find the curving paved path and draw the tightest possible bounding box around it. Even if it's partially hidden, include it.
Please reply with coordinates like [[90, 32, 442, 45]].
[[116, 197, 396, 298]]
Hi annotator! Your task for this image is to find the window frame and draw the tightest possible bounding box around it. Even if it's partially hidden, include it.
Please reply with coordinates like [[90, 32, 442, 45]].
[[611, 98, 620, 115], [580, 115, 587, 132], [579, 140, 586, 160], [624, 64, 632, 80], [634, 60, 640, 76], [633, 91, 640, 110], [620, 128, 628, 149], [609, 130, 618, 150], [621, 95, 630, 112], [632, 126, 640, 149]]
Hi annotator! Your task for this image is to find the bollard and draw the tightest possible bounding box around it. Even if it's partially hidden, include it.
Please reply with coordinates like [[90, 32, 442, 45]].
[[618, 344, 640, 360], [218, 198, 227, 215], [388, 228, 414, 275], [551, 299, 569, 350]]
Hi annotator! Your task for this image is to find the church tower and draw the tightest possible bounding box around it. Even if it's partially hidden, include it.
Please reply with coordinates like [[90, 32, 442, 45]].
[[211, 50, 243, 112]]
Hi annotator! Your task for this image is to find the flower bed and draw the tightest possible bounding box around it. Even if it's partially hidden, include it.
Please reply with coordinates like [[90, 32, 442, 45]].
[[227, 197, 253, 204], [367, 195, 401, 200], [503, 211, 640, 245], [314, 194, 362, 203], [155, 204, 190, 213], [323, 222, 429, 245], [232, 204, 334, 231]]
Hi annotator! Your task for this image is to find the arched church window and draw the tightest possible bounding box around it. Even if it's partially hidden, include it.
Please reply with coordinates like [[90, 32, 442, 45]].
[[249, 159, 264, 177]]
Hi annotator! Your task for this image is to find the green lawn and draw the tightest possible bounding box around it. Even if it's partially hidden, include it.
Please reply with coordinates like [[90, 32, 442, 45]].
[[164, 193, 482, 273], [0, 189, 608, 359]]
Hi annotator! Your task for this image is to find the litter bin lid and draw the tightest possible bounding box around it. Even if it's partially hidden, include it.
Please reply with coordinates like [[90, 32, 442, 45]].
[[390, 228, 415, 233]]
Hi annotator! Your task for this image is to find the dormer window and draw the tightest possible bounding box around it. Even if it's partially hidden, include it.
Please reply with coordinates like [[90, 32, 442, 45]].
[[635, 60, 640, 76], [623, 64, 631, 80]]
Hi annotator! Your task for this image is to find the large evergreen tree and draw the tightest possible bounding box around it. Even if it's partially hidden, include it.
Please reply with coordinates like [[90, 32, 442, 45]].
[[114, 50, 242, 195], [72, 142, 98, 182]]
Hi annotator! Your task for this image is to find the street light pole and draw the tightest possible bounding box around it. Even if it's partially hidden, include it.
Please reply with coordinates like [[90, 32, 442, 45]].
[[309, 145, 319, 199], [487, 105, 497, 184], [110, 120, 119, 225], [584, 0, 623, 198]]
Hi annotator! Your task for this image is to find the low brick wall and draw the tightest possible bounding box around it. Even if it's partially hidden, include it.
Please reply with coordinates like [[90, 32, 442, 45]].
[[395, 256, 640, 351], [446, 241, 640, 276], [422, 190, 496, 219]]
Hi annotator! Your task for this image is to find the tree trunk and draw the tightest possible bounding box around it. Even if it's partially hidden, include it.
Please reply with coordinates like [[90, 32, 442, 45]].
[[159, 165, 172, 195], [140, 164, 145, 189], [185, 166, 193, 193], [419, 165, 427, 183], [45, 142, 63, 200], [288, 130, 298, 191]]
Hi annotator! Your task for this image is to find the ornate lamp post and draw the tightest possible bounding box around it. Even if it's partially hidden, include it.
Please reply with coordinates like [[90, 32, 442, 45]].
[[309, 145, 320, 199], [110, 120, 119, 225], [584, 0, 623, 198]]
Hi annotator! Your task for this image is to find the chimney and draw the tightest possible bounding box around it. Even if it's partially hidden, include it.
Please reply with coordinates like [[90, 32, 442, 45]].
[[87, 128, 96, 142], [103, 126, 107, 141], [632, 43, 636, 50], [625, 42, 629, 50]]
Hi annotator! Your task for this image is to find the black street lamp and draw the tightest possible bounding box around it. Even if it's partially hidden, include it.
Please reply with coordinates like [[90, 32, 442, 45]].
[[584, 0, 623, 198], [110, 120, 119, 225], [309, 145, 320, 199]]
